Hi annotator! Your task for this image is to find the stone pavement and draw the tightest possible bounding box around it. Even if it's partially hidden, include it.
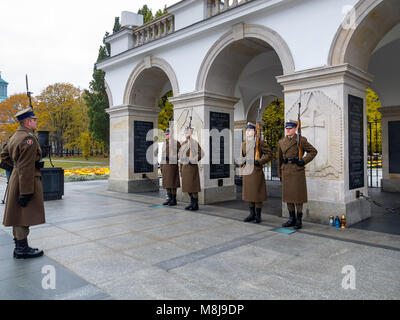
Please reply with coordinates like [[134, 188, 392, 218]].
[[0, 179, 399, 300]]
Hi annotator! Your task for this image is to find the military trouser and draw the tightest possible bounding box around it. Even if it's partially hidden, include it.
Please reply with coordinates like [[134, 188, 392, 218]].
[[287, 203, 303, 212], [166, 188, 177, 195], [248, 202, 263, 209], [13, 226, 30, 240], [188, 192, 198, 199]]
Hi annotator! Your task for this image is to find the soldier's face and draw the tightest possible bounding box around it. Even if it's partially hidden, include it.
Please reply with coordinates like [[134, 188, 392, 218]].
[[285, 127, 296, 136], [27, 118, 37, 130], [246, 129, 255, 137], [165, 133, 170, 140]]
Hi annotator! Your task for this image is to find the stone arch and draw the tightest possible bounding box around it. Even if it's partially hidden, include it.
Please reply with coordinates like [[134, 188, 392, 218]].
[[196, 23, 295, 93], [104, 80, 113, 107], [328, 0, 400, 71], [123, 56, 180, 106]]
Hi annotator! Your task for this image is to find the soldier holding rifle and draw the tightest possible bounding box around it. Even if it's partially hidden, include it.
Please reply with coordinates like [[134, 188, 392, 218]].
[[277, 101, 317, 230]]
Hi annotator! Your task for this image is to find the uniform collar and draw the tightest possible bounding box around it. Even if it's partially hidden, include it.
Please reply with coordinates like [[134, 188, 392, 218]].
[[17, 125, 35, 135]]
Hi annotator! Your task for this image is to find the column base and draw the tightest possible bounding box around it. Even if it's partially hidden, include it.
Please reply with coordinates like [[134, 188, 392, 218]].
[[108, 178, 159, 193], [177, 185, 237, 205], [381, 178, 400, 193], [281, 199, 371, 227]]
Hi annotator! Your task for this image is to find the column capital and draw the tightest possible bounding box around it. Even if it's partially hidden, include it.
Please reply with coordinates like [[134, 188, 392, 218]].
[[276, 64, 374, 93], [169, 91, 239, 111]]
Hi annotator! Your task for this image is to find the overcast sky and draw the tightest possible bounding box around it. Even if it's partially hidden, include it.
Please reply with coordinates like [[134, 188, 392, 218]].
[[0, 0, 178, 97]]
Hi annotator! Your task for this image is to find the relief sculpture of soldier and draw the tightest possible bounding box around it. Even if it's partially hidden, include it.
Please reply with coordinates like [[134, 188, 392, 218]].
[[0, 108, 45, 259], [179, 126, 204, 211], [277, 120, 318, 229], [240, 122, 273, 224], [160, 128, 181, 206]]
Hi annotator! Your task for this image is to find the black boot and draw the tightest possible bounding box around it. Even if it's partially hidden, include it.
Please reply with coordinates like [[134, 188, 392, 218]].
[[254, 208, 262, 224], [244, 207, 256, 222], [189, 198, 199, 211], [168, 194, 177, 206], [294, 212, 303, 230], [163, 193, 171, 206], [282, 211, 296, 228], [185, 197, 194, 210], [13, 238, 43, 259]]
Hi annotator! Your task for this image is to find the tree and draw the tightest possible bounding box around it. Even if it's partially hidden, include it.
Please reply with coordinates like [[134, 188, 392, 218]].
[[366, 88, 382, 154], [158, 91, 174, 132], [36, 83, 82, 155], [262, 98, 285, 157], [138, 5, 154, 23], [0, 93, 35, 146], [84, 18, 121, 154]]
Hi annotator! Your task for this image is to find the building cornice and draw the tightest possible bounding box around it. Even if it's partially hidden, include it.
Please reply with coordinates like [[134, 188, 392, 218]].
[[97, 0, 297, 71]]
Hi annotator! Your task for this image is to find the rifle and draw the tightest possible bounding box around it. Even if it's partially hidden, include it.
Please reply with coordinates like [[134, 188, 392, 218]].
[[297, 100, 302, 160], [26, 74, 33, 108], [255, 96, 262, 161]]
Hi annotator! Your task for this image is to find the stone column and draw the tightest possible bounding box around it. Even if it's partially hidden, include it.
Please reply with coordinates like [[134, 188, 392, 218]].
[[380, 106, 400, 192], [277, 64, 374, 227], [107, 105, 159, 193], [169, 91, 239, 204]]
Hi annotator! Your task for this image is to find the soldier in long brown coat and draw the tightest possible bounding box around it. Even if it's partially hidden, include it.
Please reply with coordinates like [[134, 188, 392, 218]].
[[240, 123, 273, 223], [160, 128, 181, 206], [0, 108, 45, 259], [277, 120, 318, 229], [179, 127, 204, 211]]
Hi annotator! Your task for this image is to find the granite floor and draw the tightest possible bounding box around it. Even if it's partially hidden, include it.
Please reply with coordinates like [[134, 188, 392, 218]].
[[0, 179, 399, 300]]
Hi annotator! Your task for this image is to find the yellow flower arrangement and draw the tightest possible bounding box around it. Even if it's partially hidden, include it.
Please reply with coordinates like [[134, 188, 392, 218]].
[[64, 168, 110, 176]]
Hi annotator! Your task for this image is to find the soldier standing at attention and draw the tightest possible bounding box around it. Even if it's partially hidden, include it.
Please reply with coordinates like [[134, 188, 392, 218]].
[[161, 128, 181, 206], [0, 107, 45, 259], [241, 122, 273, 224], [179, 126, 204, 211], [278, 120, 317, 229]]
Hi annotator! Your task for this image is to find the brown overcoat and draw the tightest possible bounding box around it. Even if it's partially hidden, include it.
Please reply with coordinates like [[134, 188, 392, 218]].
[[240, 140, 273, 203], [179, 138, 204, 193], [160, 139, 181, 189], [277, 134, 318, 204], [1, 126, 45, 227]]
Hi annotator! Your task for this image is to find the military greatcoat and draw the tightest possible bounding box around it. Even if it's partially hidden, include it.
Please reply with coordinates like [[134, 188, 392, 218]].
[[160, 139, 181, 189], [179, 138, 204, 193], [1, 126, 45, 227], [240, 139, 273, 203], [277, 134, 317, 204]]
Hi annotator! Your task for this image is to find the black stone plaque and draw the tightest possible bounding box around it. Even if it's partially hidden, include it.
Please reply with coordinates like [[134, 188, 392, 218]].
[[348, 95, 365, 190], [134, 121, 154, 174], [210, 111, 230, 180], [389, 121, 400, 174]]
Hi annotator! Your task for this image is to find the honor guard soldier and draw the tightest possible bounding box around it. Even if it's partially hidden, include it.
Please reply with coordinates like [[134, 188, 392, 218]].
[[0, 107, 45, 259], [277, 120, 317, 229], [179, 126, 204, 211], [241, 122, 273, 224], [160, 128, 181, 206]]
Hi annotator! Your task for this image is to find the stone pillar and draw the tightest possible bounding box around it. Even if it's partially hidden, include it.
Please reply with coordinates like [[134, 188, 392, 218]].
[[277, 64, 373, 227], [107, 105, 159, 193], [169, 91, 240, 204], [380, 106, 400, 192]]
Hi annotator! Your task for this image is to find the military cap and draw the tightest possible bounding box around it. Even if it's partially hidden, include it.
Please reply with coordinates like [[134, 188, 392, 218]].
[[15, 107, 38, 121], [285, 120, 297, 128], [246, 122, 256, 130], [165, 128, 170, 134]]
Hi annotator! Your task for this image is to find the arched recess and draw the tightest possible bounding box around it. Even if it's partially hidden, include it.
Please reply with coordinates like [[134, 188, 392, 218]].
[[123, 56, 180, 107], [196, 23, 295, 93], [104, 80, 113, 107], [328, 0, 400, 71]]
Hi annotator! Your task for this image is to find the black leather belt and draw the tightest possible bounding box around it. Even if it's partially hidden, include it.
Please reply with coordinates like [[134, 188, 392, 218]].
[[282, 157, 298, 164]]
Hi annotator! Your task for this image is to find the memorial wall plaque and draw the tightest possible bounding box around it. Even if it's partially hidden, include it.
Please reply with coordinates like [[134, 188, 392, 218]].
[[348, 95, 364, 190], [134, 120, 154, 174], [210, 111, 230, 180], [388, 121, 400, 174]]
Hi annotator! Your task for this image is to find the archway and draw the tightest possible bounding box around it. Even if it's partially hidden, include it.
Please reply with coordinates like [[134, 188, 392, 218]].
[[329, 0, 400, 193], [107, 57, 179, 193], [173, 23, 292, 205]]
